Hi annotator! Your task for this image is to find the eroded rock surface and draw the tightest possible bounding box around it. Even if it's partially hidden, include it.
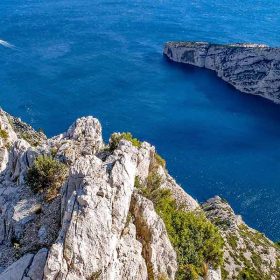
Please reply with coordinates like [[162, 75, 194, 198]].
[[0, 109, 279, 280]]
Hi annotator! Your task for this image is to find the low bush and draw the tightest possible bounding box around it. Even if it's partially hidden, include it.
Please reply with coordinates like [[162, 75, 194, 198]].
[[154, 153, 166, 168], [109, 132, 141, 151], [0, 127, 8, 140], [137, 172, 224, 280], [238, 267, 261, 280], [25, 155, 68, 201]]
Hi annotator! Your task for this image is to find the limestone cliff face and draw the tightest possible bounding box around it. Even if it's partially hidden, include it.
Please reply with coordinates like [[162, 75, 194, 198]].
[[164, 42, 280, 103], [0, 109, 279, 280]]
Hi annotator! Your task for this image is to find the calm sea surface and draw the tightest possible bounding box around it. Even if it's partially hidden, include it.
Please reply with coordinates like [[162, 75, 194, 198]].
[[1, 0, 280, 240]]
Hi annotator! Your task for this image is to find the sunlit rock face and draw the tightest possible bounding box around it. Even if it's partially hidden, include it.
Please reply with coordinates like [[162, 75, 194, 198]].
[[0, 111, 181, 280], [164, 41, 280, 103], [0, 109, 279, 280]]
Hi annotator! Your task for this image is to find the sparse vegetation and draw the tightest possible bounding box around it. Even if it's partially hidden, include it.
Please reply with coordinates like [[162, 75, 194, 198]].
[[157, 273, 169, 280], [50, 147, 58, 158], [227, 234, 238, 250], [0, 127, 8, 140], [221, 266, 229, 279], [154, 152, 166, 168], [87, 270, 102, 280], [20, 131, 40, 146], [6, 114, 46, 146], [237, 267, 263, 280], [136, 172, 224, 280], [25, 155, 68, 201], [109, 132, 141, 151], [220, 224, 280, 280]]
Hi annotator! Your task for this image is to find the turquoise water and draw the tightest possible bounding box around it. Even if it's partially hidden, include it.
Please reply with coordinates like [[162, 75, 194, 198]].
[[1, 0, 280, 240]]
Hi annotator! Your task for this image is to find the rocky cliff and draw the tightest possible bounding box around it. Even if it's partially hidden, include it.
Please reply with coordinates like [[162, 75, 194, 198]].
[[164, 42, 280, 103], [203, 197, 280, 279], [0, 109, 279, 280]]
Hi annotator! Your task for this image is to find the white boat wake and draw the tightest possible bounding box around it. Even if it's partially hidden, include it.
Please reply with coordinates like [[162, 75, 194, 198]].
[[0, 39, 16, 49]]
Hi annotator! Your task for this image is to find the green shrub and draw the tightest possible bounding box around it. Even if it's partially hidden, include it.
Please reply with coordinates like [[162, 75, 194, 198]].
[[20, 132, 36, 145], [0, 127, 8, 140], [238, 268, 261, 280], [154, 153, 166, 168], [110, 132, 141, 151], [157, 273, 169, 280], [184, 264, 200, 280], [25, 155, 68, 201], [50, 147, 58, 158], [137, 172, 224, 280], [228, 234, 238, 250], [221, 266, 229, 280]]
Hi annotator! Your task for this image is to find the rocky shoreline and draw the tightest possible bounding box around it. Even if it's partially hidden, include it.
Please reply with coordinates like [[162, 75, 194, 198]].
[[164, 41, 280, 103], [0, 109, 279, 280]]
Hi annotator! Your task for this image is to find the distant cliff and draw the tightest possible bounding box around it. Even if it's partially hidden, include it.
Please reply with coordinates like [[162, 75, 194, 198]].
[[0, 109, 279, 280], [164, 42, 280, 103]]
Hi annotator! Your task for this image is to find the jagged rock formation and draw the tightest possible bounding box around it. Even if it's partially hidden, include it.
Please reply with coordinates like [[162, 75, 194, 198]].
[[0, 109, 187, 280], [203, 197, 280, 279], [164, 41, 280, 103], [0, 108, 279, 280]]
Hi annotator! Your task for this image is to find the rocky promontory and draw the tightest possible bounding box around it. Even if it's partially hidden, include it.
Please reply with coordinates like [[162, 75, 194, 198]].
[[164, 42, 280, 103], [0, 108, 279, 280]]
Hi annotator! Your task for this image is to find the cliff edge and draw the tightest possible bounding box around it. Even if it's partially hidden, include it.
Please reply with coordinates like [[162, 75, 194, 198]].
[[164, 41, 280, 103], [0, 109, 279, 280]]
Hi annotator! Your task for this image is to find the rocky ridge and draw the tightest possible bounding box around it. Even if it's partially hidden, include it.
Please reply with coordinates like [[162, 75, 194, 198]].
[[203, 197, 280, 279], [164, 41, 280, 103], [0, 108, 279, 280]]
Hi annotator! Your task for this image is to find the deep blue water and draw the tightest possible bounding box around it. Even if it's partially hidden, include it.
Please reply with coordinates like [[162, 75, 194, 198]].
[[1, 0, 280, 240]]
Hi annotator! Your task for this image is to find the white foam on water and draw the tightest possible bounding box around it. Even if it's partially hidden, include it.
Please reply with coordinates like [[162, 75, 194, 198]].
[[0, 39, 15, 49]]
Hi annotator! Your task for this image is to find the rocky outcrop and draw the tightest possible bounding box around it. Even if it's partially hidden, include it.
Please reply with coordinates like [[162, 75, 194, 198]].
[[44, 143, 140, 279], [0, 108, 279, 280], [203, 196, 280, 280], [0, 110, 183, 280], [164, 41, 280, 103]]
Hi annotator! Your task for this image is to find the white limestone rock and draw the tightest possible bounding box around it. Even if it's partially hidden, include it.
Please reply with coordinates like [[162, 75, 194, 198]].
[[106, 222, 148, 280], [44, 140, 139, 279], [206, 267, 222, 280], [136, 141, 155, 182], [49, 116, 104, 164], [131, 192, 178, 280]]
